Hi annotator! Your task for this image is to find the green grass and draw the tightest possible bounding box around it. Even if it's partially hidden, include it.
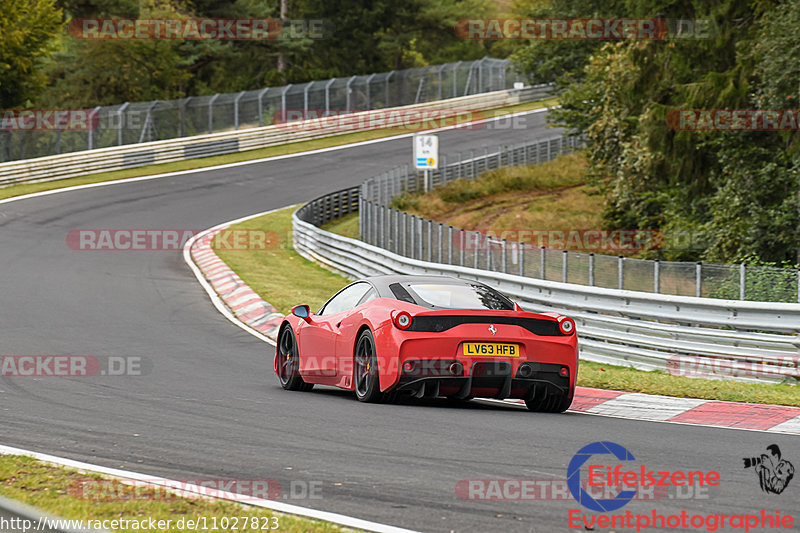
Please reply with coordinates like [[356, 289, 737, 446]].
[[0, 98, 558, 203], [0, 455, 352, 533], [579, 361, 799, 406], [214, 206, 348, 315], [321, 213, 360, 240], [221, 207, 800, 407]]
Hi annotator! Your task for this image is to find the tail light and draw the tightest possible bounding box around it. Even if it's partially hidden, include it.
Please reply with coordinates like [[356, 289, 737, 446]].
[[558, 317, 575, 335], [393, 311, 413, 330]]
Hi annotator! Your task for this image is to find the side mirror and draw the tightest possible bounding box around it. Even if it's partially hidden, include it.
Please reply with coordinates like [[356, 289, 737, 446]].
[[514, 302, 523, 312], [291, 304, 312, 321]]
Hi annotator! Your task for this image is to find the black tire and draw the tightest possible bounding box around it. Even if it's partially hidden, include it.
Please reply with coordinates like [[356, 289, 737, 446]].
[[353, 329, 387, 403], [524, 385, 571, 413], [277, 326, 313, 392]]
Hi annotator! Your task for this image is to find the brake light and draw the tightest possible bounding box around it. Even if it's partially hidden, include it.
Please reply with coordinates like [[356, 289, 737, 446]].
[[558, 317, 575, 335], [393, 311, 413, 330]]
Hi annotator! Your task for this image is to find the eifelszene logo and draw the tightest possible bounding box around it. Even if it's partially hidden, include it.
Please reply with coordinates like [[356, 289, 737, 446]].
[[743, 445, 794, 495]]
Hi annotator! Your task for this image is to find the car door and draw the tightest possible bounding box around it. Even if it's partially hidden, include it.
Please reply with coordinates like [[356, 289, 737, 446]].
[[297, 282, 373, 381]]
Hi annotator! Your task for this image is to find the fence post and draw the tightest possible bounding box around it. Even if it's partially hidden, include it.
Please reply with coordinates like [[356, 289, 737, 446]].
[[409, 214, 414, 258], [88, 106, 101, 150], [365, 73, 376, 109], [345, 76, 356, 112], [562, 250, 568, 283], [437, 223, 443, 263], [474, 232, 479, 269], [324, 78, 335, 113], [234, 91, 246, 130], [654, 260, 660, 293], [257, 88, 269, 127], [280, 84, 292, 116], [419, 217, 424, 260], [618, 256, 624, 290], [207, 94, 219, 134], [519, 242, 525, 277], [452, 62, 461, 98], [501, 240, 507, 273], [589, 253, 595, 286], [540, 246, 546, 279], [486, 237, 492, 270], [460, 230, 466, 266], [696, 262, 702, 298], [117, 102, 130, 145], [393, 209, 399, 253], [303, 81, 314, 114], [385, 71, 394, 108], [448, 226, 453, 264], [740, 263, 746, 300]]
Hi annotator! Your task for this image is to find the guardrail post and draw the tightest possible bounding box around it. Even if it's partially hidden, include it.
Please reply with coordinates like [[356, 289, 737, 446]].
[[562, 250, 568, 283], [207, 94, 220, 133], [654, 260, 660, 293], [740, 263, 746, 300], [234, 91, 246, 130], [696, 262, 702, 297], [117, 102, 129, 145], [589, 253, 595, 286], [618, 256, 624, 290], [257, 88, 269, 127]]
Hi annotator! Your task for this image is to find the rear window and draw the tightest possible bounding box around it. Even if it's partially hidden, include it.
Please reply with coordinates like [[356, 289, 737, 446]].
[[404, 282, 514, 310]]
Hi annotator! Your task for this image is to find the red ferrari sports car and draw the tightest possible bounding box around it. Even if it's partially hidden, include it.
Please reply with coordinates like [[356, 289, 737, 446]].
[[274, 275, 578, 412]]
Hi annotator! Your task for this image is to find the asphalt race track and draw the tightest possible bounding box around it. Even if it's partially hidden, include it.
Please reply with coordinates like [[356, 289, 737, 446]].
[[1, 111, 796, 532]]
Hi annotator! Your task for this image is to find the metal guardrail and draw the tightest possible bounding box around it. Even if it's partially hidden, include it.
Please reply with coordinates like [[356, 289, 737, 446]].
[[0, 85, 550, 188], [1, 58, 516, 163], [358, 137, 800, 304], [293, 209, 800, 383], [293, 136, 800, 383]]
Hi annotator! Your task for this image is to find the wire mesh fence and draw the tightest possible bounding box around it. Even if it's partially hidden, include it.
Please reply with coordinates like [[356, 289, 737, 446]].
[[0, 57, 518, 163], [359, 136, 800, 303]]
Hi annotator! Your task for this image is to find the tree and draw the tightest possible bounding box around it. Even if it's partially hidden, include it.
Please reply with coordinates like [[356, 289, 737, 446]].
[[0, 0, 63, 108]]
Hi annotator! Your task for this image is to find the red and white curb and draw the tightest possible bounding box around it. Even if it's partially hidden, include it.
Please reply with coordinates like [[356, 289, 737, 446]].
[[185, 210, 800, 436], [185, 213, 287, 342], [491, 386, 800, 434]]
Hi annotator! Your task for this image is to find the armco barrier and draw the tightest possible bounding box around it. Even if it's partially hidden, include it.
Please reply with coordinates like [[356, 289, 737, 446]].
[[0, 86, 550, 187], [293, 196, 800, 384]]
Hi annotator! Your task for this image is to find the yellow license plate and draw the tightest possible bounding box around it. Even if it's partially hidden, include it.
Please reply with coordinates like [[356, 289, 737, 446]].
[[462, 342, 519, 357]]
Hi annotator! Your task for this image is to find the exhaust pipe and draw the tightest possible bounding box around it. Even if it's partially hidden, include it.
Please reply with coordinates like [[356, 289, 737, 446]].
[[449, 362, 464, 376], [517, 364, 533, 378]]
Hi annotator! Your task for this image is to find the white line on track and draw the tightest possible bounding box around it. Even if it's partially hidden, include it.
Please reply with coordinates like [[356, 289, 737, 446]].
[[0, 444, 420, 533], [0, 106, 550, 533], [0, 107, 550, 207]]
